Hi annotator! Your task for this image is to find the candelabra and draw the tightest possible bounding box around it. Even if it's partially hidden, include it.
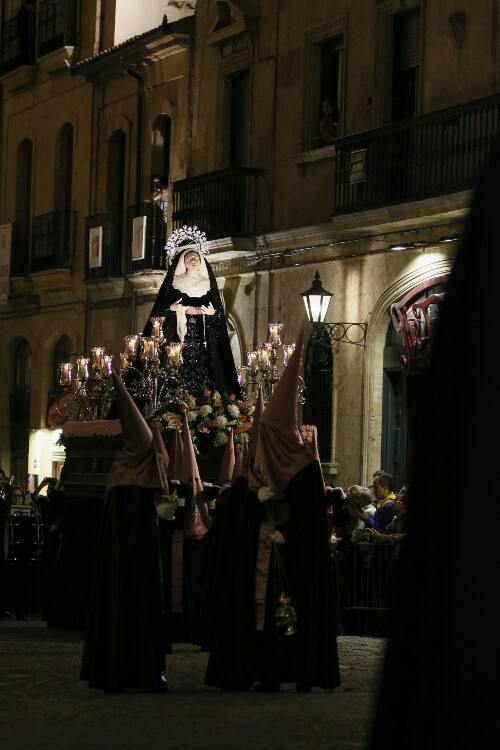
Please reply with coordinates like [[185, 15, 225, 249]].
[[118, 316, 188, 418], [238, 322, 305, 404], [58, 347, 114, 421]]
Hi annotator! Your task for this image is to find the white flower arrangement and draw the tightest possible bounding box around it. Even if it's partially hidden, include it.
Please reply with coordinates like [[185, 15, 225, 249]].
[[154, 388, 255, 452], [212, 430, 229, 447]]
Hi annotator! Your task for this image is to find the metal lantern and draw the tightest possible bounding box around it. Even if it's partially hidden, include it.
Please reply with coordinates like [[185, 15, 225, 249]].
[[301, 271, 333, 323]]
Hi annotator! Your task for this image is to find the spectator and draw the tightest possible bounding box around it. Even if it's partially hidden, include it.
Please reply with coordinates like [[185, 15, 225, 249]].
[[319, 99, 340, 146], [327, 486, 357, 540], [10, 486, 31, 507], [372, 471, 396, 531], [369, 486, 408, 542]]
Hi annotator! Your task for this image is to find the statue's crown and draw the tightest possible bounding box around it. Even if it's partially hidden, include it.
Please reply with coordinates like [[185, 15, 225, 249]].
[[165, 225, 208, 263]]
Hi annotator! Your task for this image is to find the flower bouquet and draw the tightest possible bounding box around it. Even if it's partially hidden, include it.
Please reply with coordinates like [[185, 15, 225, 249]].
[[154, 388, 256, 454]]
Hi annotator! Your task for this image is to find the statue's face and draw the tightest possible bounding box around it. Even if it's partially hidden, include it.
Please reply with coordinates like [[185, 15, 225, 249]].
[[184, 251, 201, 271], [152, 177, 162, 190]]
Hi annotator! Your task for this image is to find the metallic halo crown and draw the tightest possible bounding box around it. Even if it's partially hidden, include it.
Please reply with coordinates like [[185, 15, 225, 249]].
[[165, 225, 208, 263]]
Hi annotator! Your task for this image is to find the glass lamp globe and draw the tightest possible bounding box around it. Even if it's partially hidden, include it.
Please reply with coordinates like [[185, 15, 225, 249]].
[[301, 271, 333, 323]]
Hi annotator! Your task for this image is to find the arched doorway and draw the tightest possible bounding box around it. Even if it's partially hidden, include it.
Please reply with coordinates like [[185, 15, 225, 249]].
[[303, 328, 333, 463], [381, 279, 445, 488]]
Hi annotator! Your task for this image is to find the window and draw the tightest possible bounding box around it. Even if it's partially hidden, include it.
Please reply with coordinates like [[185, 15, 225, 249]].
[[13, 138, 33, 276], [224, 69, 250, 168], [14, 340, 32, 391], [308, 34, 344, 149], [391, 9, 421, 121], [107, 130, 126, 264], [54, 123, 74, 212], [151, 115, 171, 190]]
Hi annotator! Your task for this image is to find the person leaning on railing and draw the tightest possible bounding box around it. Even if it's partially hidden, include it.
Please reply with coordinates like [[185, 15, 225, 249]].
[[368, 486, 409, 543]]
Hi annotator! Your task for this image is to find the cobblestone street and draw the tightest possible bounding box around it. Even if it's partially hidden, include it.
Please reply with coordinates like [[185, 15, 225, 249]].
[[0, 622, 384, 750]]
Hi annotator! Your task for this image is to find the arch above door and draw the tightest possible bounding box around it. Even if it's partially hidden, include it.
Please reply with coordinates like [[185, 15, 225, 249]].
[[361, 258, 452, 484]]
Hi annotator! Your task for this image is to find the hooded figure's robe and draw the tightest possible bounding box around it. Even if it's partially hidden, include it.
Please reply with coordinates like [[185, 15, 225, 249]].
[[205, 462, 340, 691], [370, 150, 500, 749]]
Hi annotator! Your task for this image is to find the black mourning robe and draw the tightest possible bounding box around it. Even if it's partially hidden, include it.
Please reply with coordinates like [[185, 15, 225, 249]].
[[80, 486, 168, 692], [370, 149, 500, 748], [143, 253, 240, 398], [205, 463, 340, 691]]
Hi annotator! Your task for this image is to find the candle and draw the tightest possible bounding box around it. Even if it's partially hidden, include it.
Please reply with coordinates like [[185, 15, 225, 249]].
[[124, 335, 139, 358], [247, 350, 258, 371], [90, 346, 105, 370], [237, 366, 247, 386], [102, 354, 113, 377], [150, 316, 165, 339], [283, 343, 296, 366], [167, 342, 182, 368], [75, 357, 89, 381], [119, 352, 130, 371], [258, 347, 270, 370], [140, 337, 155, 360], [59, 362, 72, 386], [268, 322, 283, 347]]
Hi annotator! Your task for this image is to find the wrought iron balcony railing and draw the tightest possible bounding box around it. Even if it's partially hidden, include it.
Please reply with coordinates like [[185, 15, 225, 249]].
[[10, 222, 30, 277], [85, 212, 122, 280], [172, 168, 265, 240], [334, 93, 500, 214], [30, 210, 75, 272], [0, 10, 36, 76], [38, 0, 79, 57], [126, 201, 168, 274]]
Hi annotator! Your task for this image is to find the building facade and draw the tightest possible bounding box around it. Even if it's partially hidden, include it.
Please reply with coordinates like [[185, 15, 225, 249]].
[[1, 0, 497, 487]]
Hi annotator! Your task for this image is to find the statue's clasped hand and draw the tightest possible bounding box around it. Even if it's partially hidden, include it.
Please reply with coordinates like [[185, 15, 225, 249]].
[[201, 303, 216, 316], [170, 298, 182, 311]]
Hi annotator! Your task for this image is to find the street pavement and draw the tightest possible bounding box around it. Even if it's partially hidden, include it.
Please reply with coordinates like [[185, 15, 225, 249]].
[[0, 621, 385, 750]]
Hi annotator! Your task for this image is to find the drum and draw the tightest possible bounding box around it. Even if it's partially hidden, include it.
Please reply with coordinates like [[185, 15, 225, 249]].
[[4, 506, 43, 563]]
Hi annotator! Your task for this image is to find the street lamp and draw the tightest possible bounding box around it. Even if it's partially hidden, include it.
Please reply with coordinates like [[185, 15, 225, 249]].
[[301, 271, 333, 323], [301, 270, 368, 347]]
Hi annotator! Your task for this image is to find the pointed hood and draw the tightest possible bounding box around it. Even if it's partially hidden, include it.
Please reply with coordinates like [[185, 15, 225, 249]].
[[252, 328, 313, 497], [106, 371, 161, 491], [168, 426, 184, 481], [152, 421, 170, 493], [217, 428, 235, 486], [180, 410, 210, 537], [245, 386, 264, 484], [307, 424, 325, 492], [232, 441, 244, 482]]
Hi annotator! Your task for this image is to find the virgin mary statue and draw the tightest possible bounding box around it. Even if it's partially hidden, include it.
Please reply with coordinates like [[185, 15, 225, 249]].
[[144, 246, 240, 400]]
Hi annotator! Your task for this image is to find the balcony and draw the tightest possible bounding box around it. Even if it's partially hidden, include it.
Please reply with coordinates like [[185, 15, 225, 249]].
[[38, 0, 79, 58], [172, 168, 265, 240], [10, 222, 30, 277], [334, 93, 500, 214], [85, 213, 121, 280], [126, 201, 167, 274], [0, 10, 36, 76], [30, 210, 75, 273]]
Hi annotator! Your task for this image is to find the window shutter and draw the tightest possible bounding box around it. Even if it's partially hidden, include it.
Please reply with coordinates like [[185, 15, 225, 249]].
[[394, 9, 421, 71]]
